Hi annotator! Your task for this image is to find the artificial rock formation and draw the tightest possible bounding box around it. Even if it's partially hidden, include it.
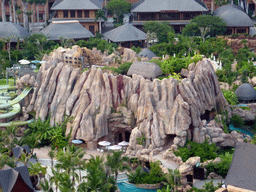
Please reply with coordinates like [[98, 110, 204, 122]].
[[18, 52, 229, 150]]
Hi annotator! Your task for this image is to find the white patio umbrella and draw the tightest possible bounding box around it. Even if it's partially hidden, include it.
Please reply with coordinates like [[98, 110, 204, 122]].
[[118, 141, 129, 146], [71, 140, 83, 144], [19, 59, 30, 65], [108, 145, 122, 150], [98, 141, 111, 146]]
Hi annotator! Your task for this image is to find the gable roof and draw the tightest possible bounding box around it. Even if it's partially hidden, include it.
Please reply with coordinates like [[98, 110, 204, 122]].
[[103, 23, 147, 42], [213, 4, 254, 27], [225, 143, 256, 191], [0, 166, 33, 192], [131, 0, 208, 12], [51, 0, 103, 10], [39, 20, 95, 40], [0, 22, 30, 42]]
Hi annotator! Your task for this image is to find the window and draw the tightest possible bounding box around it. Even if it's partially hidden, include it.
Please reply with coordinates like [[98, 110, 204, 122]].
[[77, 10, 82, 18], [63, 10, 69, 18], [39, 14, 43, 21], [55, 11, 59, 18], [84, 10, 89, 18], [89, 25, 95, 34], [70, 10, 75, 18], [237, 28, 247, 34]]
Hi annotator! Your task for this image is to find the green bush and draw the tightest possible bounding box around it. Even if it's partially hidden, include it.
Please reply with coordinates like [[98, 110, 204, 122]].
[[127, 161, 165, 184], [230, 114, 245, 127], [222, 89, 239, 105], [204, 152, 233, 178], [173, 140, 219, 162], [131, 46, 141, 54], [76, 37, 118, 54], [102, 62, 132, 75]]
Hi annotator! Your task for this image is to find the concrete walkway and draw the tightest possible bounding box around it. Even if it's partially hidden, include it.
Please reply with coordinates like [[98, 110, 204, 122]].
[[154, 154, 179, 170], [193, 179, 225, 189]]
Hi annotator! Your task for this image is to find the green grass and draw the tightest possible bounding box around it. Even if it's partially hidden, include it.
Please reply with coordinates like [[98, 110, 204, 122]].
[[0, 79, 15, 86]]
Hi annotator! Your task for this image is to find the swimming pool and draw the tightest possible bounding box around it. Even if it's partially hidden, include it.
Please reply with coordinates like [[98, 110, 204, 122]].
[[117, 182, 157, 192], [229, 124, 254, 138]]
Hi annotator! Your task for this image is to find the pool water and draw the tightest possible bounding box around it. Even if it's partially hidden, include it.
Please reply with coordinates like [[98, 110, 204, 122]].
[[117, 182, 157, 192], [229, 124, 254, 138]]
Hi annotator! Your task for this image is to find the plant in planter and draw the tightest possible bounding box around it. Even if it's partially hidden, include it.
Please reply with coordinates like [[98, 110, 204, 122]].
[[28, 162, 47, 189]]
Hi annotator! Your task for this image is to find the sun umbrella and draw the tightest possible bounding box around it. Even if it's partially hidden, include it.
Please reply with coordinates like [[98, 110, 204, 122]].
[[19, 59, 30, 65], [30, 60, 41, 64], [118, 141, 129, 146], [71, 140, 83, 144], [108, 145, 122, 150], [98, 141, 111, 146]]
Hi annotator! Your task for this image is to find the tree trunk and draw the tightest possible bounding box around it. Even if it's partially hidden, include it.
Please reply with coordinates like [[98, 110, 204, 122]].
[[44, 1, 47, 26], [37, 4, 39, 32], [9, 1, 12, 22], [99, 21, 101, 34], [22, 1, 29, 32], [1, 1, 6, 22], [12, 0, 16, 23], [31, 4, 34, 24], [8, 41, 11, 61]]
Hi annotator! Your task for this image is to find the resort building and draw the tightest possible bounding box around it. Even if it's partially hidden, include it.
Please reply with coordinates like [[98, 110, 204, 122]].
[[213, 4, 254, 35], [235, 83, 256, 103], [50, 0, 104, 35], [130, 0, 209, 33]]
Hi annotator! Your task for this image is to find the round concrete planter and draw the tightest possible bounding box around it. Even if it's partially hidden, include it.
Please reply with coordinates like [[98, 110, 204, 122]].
[[135, 183, 163, 189]]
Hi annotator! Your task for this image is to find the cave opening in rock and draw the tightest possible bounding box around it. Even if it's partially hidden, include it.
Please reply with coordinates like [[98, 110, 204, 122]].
[[164, 134, 176, 149], [125, 131, 130, 142], [114, 131, 131, 144], [200, 109, 216, 123]]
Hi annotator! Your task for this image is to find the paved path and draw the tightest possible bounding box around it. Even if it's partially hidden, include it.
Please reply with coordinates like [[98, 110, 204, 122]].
[[154, 154, 179, 170], [193, 179, 225, 189]]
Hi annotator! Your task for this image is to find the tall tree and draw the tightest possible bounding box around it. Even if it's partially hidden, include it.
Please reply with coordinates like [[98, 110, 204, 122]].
[[95, 9, 107, 34], [105, 150, 130, 181], [12, 0, 16, 23], [143, 21, 175, 43], [1, 0, 6, 22], [183, 15, 227, 42], [106, 0, 131, 26]]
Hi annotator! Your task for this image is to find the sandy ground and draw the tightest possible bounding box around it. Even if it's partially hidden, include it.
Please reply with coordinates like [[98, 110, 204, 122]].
[[33, 146, 106, 160]]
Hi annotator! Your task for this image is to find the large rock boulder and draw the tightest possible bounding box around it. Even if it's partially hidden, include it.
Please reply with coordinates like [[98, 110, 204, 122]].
[[22, 51, 229, 150]]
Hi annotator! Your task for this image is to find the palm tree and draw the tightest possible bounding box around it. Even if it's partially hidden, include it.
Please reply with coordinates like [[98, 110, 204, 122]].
[[50, 168, 62, 192], [58, 172, 76, 192], [95, 9, 107, 34], [3, 36, 12, 62], [165, 169, 181, 192], [83, 155, 113, 191], [105, 150, 131, 181], [47, 149, 55, 167], [40, 179, 53, 192], [28, 162, 46, 188], [12, 0, 17, 23], [0, 0, 6, 22]]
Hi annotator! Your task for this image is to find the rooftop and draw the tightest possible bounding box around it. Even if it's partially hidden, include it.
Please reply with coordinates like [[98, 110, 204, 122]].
[[131, 0, 208, 13], [51, 0, 103, 10], [0, 22, 30, 42], [39, 21, 94, 40], [103, 23, 147, 42]]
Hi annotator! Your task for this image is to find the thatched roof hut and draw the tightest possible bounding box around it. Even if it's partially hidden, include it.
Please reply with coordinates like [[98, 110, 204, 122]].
[[235, 83, 256, 103]]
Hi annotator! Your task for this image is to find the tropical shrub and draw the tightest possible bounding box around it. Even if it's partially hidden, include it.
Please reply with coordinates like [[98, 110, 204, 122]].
[[127, 161, 165, 184], [230, 114, 245, 127], [102, 62, 132, 75], [173, 140, 219, 162], [204, 152, 233, 178], [76, 37, 118, 54], [222, 89, 239, 105], [131, 46, 141, 54]]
